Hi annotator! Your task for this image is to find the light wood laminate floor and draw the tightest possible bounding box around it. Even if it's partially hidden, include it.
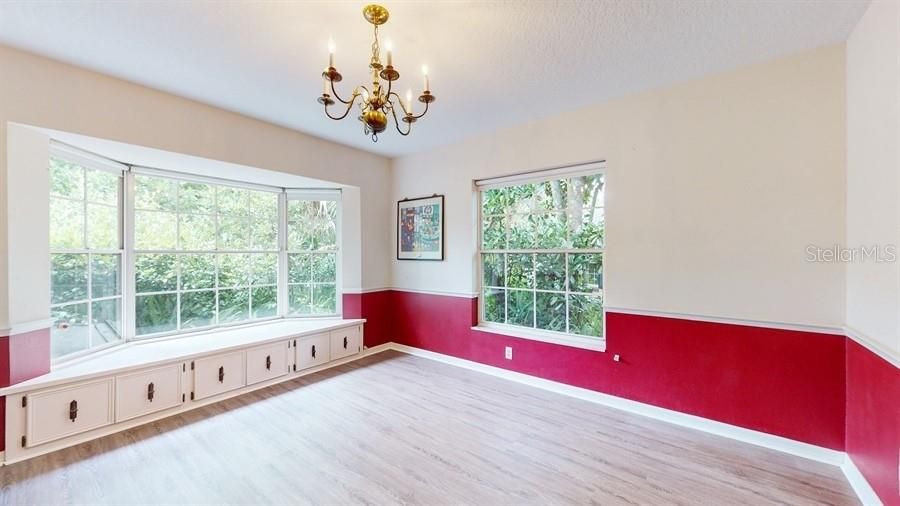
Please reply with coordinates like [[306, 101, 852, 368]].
[[0, 351, 858, 505]]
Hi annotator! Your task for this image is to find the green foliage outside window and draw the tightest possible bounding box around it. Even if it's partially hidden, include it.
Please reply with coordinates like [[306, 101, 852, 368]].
[[287, 199, 339, 315], [481, 174, 605, 337]]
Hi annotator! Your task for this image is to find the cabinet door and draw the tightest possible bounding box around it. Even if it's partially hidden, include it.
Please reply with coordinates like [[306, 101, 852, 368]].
[[116, 364, 183, 422], [26, 378, 114, 447], [193, 351, 245, 401], [295, 333, 330, 371], [330, 325, 362, 360], [246, 341, 289, 385]]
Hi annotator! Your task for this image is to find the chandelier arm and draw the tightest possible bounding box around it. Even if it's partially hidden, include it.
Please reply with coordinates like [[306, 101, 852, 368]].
[[388, 98, 411, 136], [324, 97, 357, 121], [329, 79, 354, 105], [411, 99, 430, 120], [387, 92, 409, 115]]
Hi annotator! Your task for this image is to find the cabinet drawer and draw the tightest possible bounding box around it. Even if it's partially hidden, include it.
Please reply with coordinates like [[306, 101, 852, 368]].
[[330, 325, 362, 360], [295, 333, 330, 371], [193, 351, 245, 401], [116, 364, 183, 422], [26, 378, 114, 447], [246, 341, 289, 385]]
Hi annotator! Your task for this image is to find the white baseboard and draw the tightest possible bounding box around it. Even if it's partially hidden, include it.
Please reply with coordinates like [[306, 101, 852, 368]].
[[384, 343, 845, 465], [840, 455, 884, 506]]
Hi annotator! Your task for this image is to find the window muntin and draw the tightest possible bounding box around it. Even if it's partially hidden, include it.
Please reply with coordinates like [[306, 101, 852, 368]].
[[132, 174, 280, 337], [49, 157, 124, 359], [286, 198, 339, 315], [479, 173, 605, 338]]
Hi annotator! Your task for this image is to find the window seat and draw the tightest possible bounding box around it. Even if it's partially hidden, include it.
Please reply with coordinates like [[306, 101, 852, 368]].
[[0, 318, 365, 396]]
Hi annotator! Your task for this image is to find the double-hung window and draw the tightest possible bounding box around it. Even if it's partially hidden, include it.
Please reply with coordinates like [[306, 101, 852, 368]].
[[286, 193, 340, 316], [477, 163, 605, 345], [49, 154, 125, 359]]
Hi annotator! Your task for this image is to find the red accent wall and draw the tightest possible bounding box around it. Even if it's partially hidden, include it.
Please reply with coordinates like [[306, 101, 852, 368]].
[[346, 291, 394, 348], [846, 339, 900, 506], [388, 290, 847, 450], [0, 328, 52, 452]]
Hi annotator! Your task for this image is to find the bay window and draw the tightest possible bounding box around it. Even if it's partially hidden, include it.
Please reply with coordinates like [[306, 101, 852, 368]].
[[286, 194, 340, 316]]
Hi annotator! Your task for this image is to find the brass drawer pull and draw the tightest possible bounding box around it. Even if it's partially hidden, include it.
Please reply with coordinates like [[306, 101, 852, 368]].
[[266, 355, 272, 370], [69, 400, 78, 422], [147, 382, 155, 402], [218, 366, 225, 383]]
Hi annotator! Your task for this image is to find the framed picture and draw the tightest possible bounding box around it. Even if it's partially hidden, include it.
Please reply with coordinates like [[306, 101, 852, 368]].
[[397, 194, 444, 261]]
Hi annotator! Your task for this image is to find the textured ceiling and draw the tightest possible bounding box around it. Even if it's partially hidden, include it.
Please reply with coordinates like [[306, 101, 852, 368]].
[[0, 0, 869, 158]]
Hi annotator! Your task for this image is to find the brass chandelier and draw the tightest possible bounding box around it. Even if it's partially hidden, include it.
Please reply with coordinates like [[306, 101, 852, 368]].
[[319, 4, 435, 142]]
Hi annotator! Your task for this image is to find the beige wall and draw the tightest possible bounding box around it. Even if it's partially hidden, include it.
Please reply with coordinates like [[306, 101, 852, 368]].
[[0, 45, 392, 329], [391, 45, 847, 328], [846, 0, 900, 360]]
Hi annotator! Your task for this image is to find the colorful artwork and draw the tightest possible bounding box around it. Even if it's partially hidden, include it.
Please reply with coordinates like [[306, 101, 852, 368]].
[[397, 195, 444, 260]]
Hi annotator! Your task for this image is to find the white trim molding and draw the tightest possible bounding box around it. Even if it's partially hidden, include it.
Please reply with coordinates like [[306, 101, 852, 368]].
[[840, 455, 884, 506], [605, 306, 846, 336], [0, 319, 54, 337], [389, 287, 478, 298], [844, 325, 900, 369], [472, 324, 606, 352]]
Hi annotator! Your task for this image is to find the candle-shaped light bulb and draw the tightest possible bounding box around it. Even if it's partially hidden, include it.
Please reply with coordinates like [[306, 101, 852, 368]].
[[422, 65, 430, 92], [328, 37, 335, 68], [385, 39, 393, 67], [405, 89, 413, 114]]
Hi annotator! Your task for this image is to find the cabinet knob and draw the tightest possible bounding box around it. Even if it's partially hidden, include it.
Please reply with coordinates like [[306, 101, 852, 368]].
[[218, 366, 225, 383], [69, 400, 78, 422], [147, 382, 155, 402], [266, 355, 272, 370], [311, 345, 316, 358]]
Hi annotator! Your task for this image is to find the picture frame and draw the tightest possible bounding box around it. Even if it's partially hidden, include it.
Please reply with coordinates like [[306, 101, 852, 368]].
[[397, 194, 445, 261]]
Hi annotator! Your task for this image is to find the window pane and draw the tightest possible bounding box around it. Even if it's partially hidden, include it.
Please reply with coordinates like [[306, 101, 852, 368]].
[[536, 292, 566, 332], [217, 187, 249, 216], [535, 253, 565, 291], [568, 253, 603, 293], [311, 253, 336, 283], [217, 215, 250, 250], [181, 290, 216, 329], [248, 191, 278, 222], [250, 218, 278, 250], [218, 253, 250, 288], [507, 290, 534, 328], [482, 253, 505, 287], [91, 298, 122, 344], [312, 284, 336, 314], [569, 294, 603, 337], [86, 170, 119, 205], [135, 254, 177, 293], [218, 288, 250, 323], [506, 253, 534, 289], [135, 294, 177, 335], [50, 159, 83, 199], [507, 213, 534, 249], [507, 183, 536, 213], [51, 303, 89, 358], [533, 179, 566, 211], [91, 254, 120, 298], [51, 253, 88, 304], [481, 215, 506, 250], [483, 288, 505, 323], [250, 253, 278, 285], [179, 213, 216, 250], [50, 197, 85, 249], [288, 200, 337, 251], [87, 204, 118, 249], [481, 187, 509, 215], [532, 212, 566, 249], [289, 284, 312, 314], [135, 210, 177, 250], [178, 182, 215, 214], [251, 286, 278, 318], [569, 207, 604, 249], [135, 176, 177, 211], [180, 254, 216, 290], [288, 254, 311, 283]]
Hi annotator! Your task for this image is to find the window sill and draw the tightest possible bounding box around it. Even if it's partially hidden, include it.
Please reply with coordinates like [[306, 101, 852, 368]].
[[471, 324, 606, 352]]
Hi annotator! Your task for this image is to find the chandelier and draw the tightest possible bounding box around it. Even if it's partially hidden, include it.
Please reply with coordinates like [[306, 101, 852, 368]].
[[319, 4, 435, 142]]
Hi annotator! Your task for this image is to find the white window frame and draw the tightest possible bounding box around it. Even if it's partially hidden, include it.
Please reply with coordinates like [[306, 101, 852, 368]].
[[474, 161, 606, 352], [49, 143, 344, 359], [49, 144, 128, 363]]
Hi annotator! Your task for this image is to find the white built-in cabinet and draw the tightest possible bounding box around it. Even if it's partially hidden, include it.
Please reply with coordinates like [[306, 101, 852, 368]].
[[4, 323, 363, 464]]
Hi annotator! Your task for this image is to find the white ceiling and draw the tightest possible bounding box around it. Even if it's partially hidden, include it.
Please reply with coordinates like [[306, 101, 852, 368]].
[[0, 0, 869, 158]]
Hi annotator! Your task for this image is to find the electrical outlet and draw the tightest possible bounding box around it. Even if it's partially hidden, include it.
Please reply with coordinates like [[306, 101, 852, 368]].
[[504, 346, 513, 360]]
